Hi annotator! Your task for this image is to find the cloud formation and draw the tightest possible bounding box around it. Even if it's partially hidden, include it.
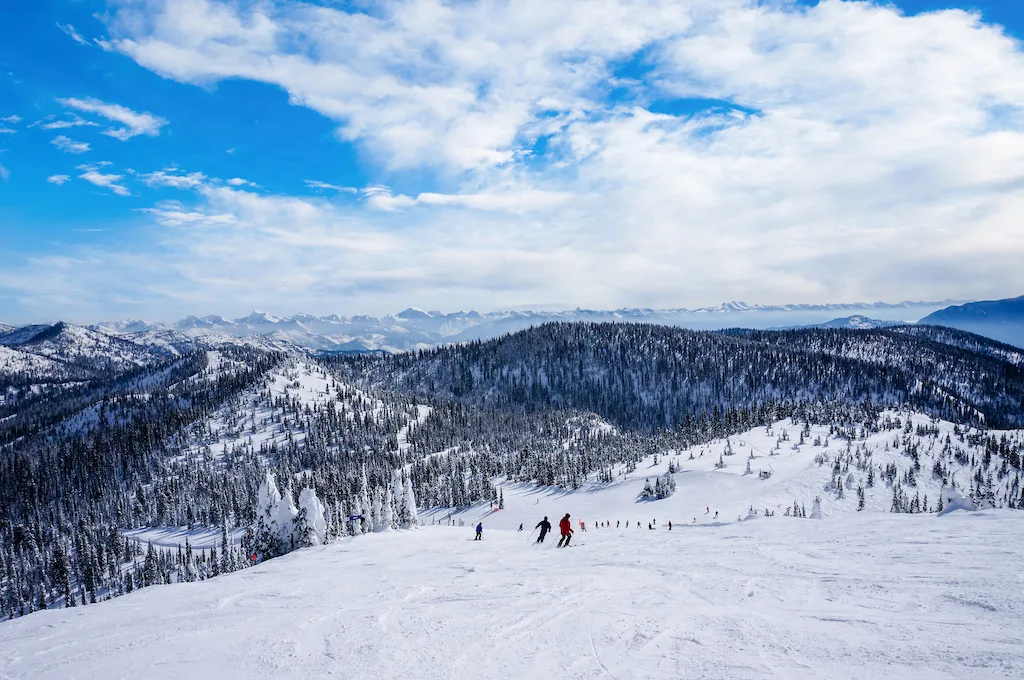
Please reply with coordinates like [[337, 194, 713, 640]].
[[305, 180, 356, 192], [4, 0, 1024, 321], [142, 169, 206, 189], [58, 97, 168, 140], [51, 135, 91, 154], [77, 163, 131, 196], [47, 174, 71, 185], [57, 23, 89, 46]]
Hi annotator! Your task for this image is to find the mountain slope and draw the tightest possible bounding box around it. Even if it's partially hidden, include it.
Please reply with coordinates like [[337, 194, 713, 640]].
[[2, 407, 1022, 676], [919, 296, 1024, 348], [1, 509, 1021, 679], [781, 315, 900, 330], [345, 322, 1024, 429]]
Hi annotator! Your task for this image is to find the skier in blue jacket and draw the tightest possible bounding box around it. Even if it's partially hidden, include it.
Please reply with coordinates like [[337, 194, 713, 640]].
[[474, 522, 483, 540]]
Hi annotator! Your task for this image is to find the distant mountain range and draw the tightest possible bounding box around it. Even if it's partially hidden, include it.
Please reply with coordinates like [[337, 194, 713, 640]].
[[918, 296, 1024, 349], [7, 298, 1024, 365], [80, 299, 958, 353]]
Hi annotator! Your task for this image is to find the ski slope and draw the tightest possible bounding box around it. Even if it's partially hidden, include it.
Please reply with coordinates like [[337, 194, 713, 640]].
[[1, 512, 1021, 679], [433, 411, 1022, 532]]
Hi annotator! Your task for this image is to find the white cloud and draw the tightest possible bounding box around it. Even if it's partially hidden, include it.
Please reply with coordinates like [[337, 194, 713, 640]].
[[4, 0, 1024, 319], [305, 180, 356, 192], [37, 114, 99, 130], [51, 135, 92, 154], [77, 164, 131, 196], [1, 115, 20, 124], [0, 127, 15, 135], [227, 177, 255, 187], [47, 174, 72, 185], [58, 97, 168, 140], [142, 170, 206, 189], [57, 23, 89, 46], [0, 163, 8, 182]]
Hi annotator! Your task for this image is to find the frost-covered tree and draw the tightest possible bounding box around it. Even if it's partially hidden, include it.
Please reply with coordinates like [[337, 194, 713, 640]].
[[250, 471, 284, 559], [296, 488, 328, 547]]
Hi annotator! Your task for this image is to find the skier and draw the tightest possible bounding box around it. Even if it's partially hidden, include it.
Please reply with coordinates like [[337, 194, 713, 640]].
[[475, 522, 483, 540], [518, 523, 524, 532], [714, 511, 719, 519], [557, 513, 573, 548], [668, 520, 673, 530], [535, 516, 552, 543], [578, 519, 586, 532]]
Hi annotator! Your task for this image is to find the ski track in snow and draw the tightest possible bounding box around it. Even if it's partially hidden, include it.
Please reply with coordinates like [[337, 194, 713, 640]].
[[1, 513, 1022, 679]]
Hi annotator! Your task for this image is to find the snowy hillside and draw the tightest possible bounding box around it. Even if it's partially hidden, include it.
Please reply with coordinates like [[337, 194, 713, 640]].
[[778, 314, 900, 330], [432, 411, 1023, 531], [6, 322, 166, 371], [2, 315, 1022, 678], [0, 345, 60, 378], [1, 512, 1021, 678], [171, 359, 413, 466]]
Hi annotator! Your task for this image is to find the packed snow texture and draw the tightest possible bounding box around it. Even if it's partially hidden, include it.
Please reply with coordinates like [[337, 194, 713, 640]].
[[1, 512, 1021, 679]]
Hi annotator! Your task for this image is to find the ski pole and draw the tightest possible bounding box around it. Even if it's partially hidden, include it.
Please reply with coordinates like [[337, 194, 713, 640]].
[[527, 528, 538, 543]]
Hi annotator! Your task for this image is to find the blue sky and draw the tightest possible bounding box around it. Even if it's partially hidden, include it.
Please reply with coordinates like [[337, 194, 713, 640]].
[[1, 0, 1023, 323]]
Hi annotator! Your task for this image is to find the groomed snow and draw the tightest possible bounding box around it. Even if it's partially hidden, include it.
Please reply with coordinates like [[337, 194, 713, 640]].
[[1, 513, 1021, 679]]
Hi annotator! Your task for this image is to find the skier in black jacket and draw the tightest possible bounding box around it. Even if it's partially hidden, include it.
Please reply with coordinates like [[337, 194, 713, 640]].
[[535, 516, 552, 543]]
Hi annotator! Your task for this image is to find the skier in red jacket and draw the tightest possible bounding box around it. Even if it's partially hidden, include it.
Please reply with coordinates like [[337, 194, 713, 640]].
[[558, 513, 574, 548]]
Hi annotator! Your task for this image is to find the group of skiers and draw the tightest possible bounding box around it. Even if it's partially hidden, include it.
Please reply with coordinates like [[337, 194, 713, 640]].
[[474, 513, 708, 543], [532, 514, 575, 547]]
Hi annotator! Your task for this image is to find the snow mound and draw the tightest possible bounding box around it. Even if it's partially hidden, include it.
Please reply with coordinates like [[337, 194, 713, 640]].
[[938, 486, 978, 516]]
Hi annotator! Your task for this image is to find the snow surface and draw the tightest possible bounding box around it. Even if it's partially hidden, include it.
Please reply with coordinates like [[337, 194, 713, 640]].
[[431, 411, 1021, 527], [1, 512, 1021, 679], [122, 527, 246, 551], [3, 410, 1020, 678]]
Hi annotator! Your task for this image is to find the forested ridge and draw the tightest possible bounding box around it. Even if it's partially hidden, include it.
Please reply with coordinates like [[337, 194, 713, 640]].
[[341, 323, 1024, 430]]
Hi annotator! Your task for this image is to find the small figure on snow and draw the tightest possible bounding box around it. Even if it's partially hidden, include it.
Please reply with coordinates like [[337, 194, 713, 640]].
[[535, 516, 552, 543], [714, 511, 718, 520], [558, 514, 574, 548], [579, 519, 586, 532], [518, 523, 523, 532], [668, 521, 672, 530], [475, 522, 483, 540]]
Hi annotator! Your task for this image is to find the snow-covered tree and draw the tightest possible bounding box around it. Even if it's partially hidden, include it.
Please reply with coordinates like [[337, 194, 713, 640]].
[[296, 488, 328, 547], [251, 471, 283, 559]]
